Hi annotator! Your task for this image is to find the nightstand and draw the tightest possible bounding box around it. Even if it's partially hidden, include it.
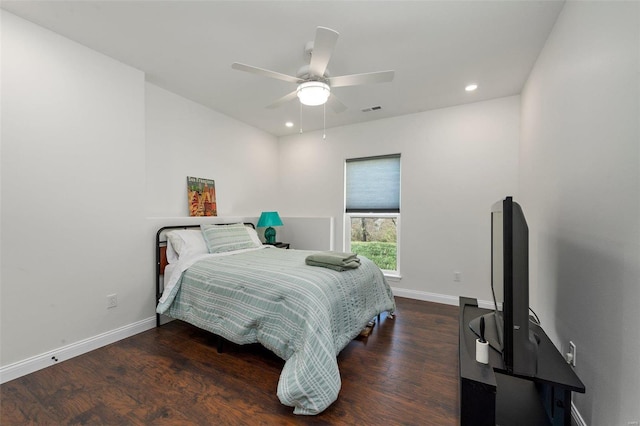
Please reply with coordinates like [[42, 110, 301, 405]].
[[265, 242, 290, 249]]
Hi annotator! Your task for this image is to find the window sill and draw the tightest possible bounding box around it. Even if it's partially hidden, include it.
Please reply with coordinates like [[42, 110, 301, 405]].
[[383, 273, 402, 283]]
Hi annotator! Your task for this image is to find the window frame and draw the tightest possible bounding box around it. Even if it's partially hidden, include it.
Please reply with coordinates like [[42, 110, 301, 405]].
[[344, 212, 401, 277], [344, 154, 401, 278]]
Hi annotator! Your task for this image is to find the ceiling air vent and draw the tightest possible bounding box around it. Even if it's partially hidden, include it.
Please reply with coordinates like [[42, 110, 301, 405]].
[[361, 106, 382, 112]]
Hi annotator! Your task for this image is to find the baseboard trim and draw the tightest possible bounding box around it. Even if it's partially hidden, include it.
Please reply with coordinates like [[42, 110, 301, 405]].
[[390, 286, 495, 309], [0, 317, 156, 384]]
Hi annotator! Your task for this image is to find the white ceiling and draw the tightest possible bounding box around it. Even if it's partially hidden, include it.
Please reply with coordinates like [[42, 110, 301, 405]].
[[1, 1, 564, 137]]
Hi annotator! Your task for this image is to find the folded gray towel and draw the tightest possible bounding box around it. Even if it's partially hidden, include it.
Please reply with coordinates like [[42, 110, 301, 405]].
[[305, 251, 361, 271], [305, 251, 359, 265]]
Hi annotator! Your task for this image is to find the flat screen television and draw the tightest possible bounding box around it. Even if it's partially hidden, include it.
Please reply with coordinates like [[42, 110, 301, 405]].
[[470, 196, 538, 376]]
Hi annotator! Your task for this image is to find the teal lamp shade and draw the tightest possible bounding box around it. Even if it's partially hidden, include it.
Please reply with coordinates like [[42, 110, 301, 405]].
[[257, 211, 283, 244]]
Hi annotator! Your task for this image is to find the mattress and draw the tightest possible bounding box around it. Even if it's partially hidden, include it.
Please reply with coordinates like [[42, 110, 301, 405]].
[[156, 246, 395, 414]]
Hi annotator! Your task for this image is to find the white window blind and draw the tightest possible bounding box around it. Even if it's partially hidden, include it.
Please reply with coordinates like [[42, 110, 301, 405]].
[[345, 154, 400, 213]]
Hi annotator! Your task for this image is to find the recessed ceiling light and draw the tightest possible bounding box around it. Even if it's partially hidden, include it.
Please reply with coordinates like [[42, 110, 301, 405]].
[[465, 84, 478, 92], [285, 121, 294, 128]]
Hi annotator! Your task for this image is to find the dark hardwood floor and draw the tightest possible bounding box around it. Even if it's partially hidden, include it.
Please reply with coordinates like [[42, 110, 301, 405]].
[[1, 297, 460, 425]]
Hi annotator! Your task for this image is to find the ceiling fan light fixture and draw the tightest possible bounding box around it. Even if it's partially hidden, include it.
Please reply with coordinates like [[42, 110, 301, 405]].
[[297, 81, 330, 106]]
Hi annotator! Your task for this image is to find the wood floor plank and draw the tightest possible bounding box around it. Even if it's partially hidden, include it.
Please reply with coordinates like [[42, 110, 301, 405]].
[[1, 297, 460, 425]]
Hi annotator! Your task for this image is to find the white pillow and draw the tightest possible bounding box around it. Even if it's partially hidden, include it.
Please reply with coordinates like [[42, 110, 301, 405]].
[[165, 229, 208, 263], [246, 226, 262, 246], [165, 238, 180, 264]]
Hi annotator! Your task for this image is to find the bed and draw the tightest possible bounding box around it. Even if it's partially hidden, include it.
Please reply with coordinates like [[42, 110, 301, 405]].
[[155, 223, 396, 415]]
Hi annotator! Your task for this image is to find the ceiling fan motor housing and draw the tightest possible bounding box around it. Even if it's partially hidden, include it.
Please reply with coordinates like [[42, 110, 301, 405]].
[[296, 64, 330, 82]]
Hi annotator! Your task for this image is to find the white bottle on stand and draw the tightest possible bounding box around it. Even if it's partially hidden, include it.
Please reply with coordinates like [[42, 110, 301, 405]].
[[476, 316, 489, 364]]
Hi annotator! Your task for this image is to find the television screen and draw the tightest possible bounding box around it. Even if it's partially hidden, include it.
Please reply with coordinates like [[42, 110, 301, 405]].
[[470, 196, 538, 376], [491, 206, 504, 351]]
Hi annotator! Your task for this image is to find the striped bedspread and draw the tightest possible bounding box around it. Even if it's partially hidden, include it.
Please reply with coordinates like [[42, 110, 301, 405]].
[[156, 247, 396, 415]]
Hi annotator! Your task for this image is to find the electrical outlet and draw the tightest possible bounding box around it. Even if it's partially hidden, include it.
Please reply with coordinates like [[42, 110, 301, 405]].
[[566, 341, 577, 366], [106, 294, 117, 309], [454, 271, 462, 282]]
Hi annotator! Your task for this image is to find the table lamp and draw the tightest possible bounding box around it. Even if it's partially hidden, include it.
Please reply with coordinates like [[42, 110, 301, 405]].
[[257, 211, 283, 244]]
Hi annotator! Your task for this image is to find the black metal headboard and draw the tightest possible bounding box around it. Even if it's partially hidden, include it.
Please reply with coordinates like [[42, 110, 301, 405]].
[[155, 222, 256, 326]]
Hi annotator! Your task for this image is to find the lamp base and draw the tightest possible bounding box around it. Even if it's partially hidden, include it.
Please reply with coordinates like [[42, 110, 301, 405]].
[[264, 227, 276, 245]]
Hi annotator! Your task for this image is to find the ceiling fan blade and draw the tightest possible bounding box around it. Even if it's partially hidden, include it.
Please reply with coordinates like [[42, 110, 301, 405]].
[[308, 27, 339, 77], [232, 62, 301, 84], [266, 90, 298, 109], [327, 94, 347, 114], [329, 70, 395, 88]]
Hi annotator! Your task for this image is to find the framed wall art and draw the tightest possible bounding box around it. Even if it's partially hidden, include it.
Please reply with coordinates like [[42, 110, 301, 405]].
[[187, 176, 217, 216]]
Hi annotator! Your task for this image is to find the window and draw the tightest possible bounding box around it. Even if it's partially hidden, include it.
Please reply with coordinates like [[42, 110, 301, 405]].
[[345, 154, 400, 275]]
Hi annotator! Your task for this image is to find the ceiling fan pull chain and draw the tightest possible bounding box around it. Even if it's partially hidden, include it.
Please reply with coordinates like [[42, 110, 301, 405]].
[[323, 103, 326, 140], [299, 102, 303, 134]]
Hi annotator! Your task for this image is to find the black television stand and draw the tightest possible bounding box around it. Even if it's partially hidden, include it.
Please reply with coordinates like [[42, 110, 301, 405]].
[[459, 297, 585, 426]]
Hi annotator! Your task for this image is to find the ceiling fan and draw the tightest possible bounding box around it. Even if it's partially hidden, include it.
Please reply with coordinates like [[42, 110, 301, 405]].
[[231, 26, 395, 113]]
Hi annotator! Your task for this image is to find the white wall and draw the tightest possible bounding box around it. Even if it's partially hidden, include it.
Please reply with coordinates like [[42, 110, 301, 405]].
[[278, 97, 521, 303], [520, 2, 640, 424], [145, 83, 279, 218], [1, 11, 147, 365], [276, 217, 334, 251], [0, 12, 281, 374]]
